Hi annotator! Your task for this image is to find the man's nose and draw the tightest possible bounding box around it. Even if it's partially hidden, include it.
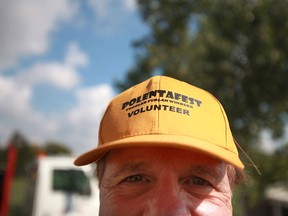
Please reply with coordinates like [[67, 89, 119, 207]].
[[146, 178, 192, 216]]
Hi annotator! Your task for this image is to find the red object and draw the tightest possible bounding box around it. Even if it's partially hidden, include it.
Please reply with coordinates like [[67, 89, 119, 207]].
[[0, 144, 18, 216], [37, 150, 47, 158]]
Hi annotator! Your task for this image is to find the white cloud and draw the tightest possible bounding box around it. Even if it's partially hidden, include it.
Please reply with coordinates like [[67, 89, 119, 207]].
[[0, 76, 32, 115], [0, 39, 115, 154], [16, 63, 81, 90], [88, 0, 137, 19], [0, 0, 79, 70], [123, 0, 137, 11], [14, 43, 87, 90], [260, 127, 288, 154], [68, 85, 113, 124], [0, 71, 115, 153], [65, 42, 89, 67], [0, 75, 59, 145], [60, 85, 115, 153]]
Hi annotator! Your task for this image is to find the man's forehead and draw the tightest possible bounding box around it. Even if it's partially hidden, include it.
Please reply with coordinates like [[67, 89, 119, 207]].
[[106, 147, 226, 173]]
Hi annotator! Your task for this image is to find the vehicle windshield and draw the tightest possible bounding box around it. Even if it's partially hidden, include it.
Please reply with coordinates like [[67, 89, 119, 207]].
[[52, 169, 91, 196]]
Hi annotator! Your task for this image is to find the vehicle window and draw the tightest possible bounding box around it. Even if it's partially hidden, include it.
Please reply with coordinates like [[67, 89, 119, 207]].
[[52, 169, 91, 196]]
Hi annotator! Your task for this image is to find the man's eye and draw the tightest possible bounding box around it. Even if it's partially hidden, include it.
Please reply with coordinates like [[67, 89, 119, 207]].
[[185, 176, 211, 186], [121, 174, 148, 184]]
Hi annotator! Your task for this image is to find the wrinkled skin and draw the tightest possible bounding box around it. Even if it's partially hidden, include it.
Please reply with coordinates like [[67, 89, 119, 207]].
[[99, 147, 233, 216]]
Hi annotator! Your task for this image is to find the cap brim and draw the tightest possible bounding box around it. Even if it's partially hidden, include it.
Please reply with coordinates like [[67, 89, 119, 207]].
[[74, 135, 244, 169]]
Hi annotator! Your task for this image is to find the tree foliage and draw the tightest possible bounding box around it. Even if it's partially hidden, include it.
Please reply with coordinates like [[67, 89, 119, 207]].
[[0, 132, 72, 177], [117, 0, 288, 144], [116, 0, 288, 213], [44, 141, 72, 155]]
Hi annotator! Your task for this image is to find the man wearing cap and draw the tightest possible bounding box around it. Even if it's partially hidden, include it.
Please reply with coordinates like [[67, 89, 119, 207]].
[[75, 76, 246, 216]]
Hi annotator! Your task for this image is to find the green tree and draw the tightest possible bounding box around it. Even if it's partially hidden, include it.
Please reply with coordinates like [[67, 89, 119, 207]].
[[117, 0, 288, 142], [1, 132, 72, 177], [44, 141, 72, 156], [116, 0, 288, 214], [9, 132, 38, 177]]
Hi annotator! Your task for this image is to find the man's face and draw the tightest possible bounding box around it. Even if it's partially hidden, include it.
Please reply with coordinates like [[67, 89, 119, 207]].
[[99, 147, 233, 216]]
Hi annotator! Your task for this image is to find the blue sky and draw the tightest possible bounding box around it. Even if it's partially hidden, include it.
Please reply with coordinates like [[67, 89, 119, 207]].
[[0, 0, 148, 154]]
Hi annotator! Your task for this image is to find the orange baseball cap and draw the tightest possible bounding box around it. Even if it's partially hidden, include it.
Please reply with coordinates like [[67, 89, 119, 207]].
[[74, 76, 244, 169]]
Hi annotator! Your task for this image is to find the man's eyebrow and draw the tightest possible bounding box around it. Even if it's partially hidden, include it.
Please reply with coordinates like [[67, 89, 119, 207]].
[[112, 162, 149, 178], [185, 165, 225, 182]]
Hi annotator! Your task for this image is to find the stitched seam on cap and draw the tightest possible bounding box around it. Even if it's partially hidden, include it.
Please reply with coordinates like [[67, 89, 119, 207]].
[[210, 94, 228, 148], [98, 101, 112, 144]]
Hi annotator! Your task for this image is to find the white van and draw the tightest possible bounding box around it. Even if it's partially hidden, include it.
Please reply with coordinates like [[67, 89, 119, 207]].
[[25, 156, 99, 216]]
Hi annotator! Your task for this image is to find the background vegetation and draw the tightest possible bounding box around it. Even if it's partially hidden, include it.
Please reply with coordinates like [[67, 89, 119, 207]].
[[116, 0, 288, 215]]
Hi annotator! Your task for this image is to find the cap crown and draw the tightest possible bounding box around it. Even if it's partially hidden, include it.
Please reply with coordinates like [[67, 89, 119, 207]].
[[75, 76, 243, 168], [100, 76, 235, 152]]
